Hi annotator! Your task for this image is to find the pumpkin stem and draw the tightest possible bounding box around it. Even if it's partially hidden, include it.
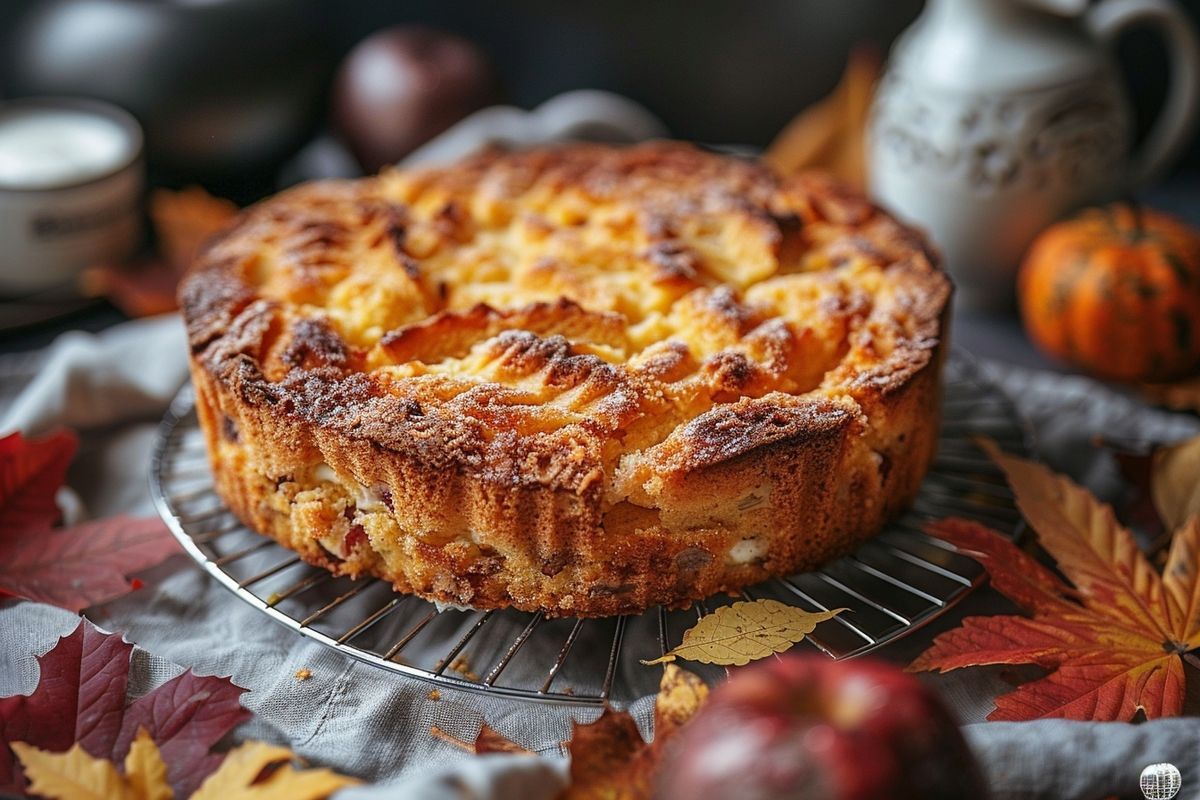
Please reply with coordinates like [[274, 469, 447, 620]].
[[1124, 196, 1145, 241]]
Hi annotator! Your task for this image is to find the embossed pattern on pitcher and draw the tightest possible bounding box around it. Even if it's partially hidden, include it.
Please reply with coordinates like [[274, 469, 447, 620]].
[[872, 72, 1128, 195]]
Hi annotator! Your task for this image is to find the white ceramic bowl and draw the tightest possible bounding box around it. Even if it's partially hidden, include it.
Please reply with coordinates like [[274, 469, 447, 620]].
[[0, 97, 144, 296]]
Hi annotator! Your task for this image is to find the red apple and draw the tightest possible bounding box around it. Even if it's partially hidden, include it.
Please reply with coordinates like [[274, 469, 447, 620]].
[[332, 26, 498, 172], [656, 654, 988, 800]]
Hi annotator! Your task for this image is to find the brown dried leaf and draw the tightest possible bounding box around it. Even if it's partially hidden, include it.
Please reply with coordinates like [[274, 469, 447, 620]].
[[82, 187, 238, 318], [430, 723, 530, 755], [1140, 375, 1200, 415], [563, 665, 708, 800], [564, 709, 645, 799], [151, 187, 238, 273], [765, 45, 880, 189], [473, 725, 530, 755]]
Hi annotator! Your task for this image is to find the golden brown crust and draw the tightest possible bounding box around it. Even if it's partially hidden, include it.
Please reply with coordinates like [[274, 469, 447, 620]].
[[181, 142, 951, 617]]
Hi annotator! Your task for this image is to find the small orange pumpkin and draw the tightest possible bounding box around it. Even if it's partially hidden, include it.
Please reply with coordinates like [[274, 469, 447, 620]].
[[1018, 203, 1200, 383]]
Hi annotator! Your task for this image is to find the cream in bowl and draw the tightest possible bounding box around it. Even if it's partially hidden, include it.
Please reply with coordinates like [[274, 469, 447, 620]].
[[0, 98, 144, 296]]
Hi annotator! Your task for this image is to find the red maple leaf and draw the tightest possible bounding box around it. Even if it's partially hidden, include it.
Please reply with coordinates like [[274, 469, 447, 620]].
[[909, 440, 1200, 721], [0, 430, 77, 533], [0, 515, 181, 611], [0, 431, 180, 611], [0, 619, 250, 797]]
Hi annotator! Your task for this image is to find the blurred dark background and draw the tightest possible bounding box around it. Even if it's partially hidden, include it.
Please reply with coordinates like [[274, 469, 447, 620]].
[[1, 0, 1197, 198]]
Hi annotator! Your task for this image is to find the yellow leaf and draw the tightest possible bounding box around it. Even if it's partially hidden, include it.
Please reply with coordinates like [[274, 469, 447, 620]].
[[653, 664, 709, 739], [124, 728, 173, 800], [1164, 516, 1200, 645], [12, 742, 131, 800], [642, 599, 844, 666], [978, 438, 1174, 643], [190, 741, 294, 798], [246, 764, 362, 800], [1151, 435, 1200, 533], [190, 741, 359, 800]]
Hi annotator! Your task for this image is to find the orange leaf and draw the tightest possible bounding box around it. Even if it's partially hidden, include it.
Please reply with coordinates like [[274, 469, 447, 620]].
[[151, 187, 238, 274], [977, 439, 1173, 642], [989, 653, 1185, 722], [909, 614, 1097, 674], [923, 518, 1080, 616], [910, 440, 1198, 721]]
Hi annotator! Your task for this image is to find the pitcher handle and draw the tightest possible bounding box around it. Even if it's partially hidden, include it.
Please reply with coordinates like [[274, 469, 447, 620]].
[[1087, 0, 1200, 188]]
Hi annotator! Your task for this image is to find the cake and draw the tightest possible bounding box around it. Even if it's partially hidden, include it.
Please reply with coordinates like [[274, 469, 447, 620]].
[[180, 142, 950, 618]]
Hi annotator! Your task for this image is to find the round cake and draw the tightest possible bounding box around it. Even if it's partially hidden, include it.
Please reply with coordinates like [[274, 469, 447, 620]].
[[180, 142, 951, 618]]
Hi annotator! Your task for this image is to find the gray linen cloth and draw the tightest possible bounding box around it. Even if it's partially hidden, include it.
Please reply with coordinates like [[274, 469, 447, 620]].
[[2, 314, 1200, 800]]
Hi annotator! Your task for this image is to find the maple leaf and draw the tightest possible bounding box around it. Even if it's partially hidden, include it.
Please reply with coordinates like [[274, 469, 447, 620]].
[[190, 741, 359, 800], [123, 729, 173, 800], [0, 619, 250, 797], [0, 430, 78, 534], [562, 664, 708, 800], [0, 515, 180, 611], [0, 428, 180, 610], [13, 735, 357, 800], [13, 729, 170, 800], [909, 439, 1200, 721], [11, 741, 131, 800], [642, 599, 844, 666]]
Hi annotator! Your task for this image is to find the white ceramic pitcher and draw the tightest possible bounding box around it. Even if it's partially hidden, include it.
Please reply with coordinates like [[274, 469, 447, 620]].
[[869, 0, 1200, 309]]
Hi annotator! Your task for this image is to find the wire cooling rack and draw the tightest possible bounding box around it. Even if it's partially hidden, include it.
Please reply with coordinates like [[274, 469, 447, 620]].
[[150, 354, 1029, 706]]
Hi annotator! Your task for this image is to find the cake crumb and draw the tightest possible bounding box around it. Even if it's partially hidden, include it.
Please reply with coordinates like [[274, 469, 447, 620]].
[[449, 654, 480, 682], [428, 689, 441, 701], [294, 668, 313, 681]]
